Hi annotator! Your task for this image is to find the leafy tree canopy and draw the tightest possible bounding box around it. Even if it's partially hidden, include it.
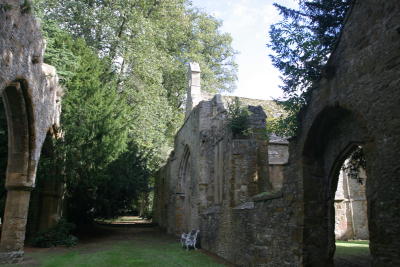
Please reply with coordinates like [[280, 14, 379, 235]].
[[28, 0, 238, 224], [34, 0, 238, 168]]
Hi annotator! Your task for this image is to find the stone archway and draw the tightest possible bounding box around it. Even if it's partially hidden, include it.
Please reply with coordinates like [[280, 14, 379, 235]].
[[0, 81, 35, 256], [26, 129, 64, 238], [302, 106, 373, 266], [176, 146, 192, 233], [0, 2, 62, 263]]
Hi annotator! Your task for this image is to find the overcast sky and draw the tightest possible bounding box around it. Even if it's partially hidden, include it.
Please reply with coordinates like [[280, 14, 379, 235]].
[[190, 0, 297, 100]]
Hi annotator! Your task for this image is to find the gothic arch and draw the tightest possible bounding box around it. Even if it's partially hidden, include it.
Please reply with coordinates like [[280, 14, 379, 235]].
[[302, 106, 374, 266], [2, 80, 35, 188], [0, 80, 36, 252], [178, 146, 191, 191], [175, 146, 192, 233]]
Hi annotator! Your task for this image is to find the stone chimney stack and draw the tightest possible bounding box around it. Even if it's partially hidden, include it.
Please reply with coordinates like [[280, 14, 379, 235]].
[[185, 62, 202, 119]]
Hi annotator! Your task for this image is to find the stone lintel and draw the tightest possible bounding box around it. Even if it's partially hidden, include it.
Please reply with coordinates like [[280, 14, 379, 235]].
[[5, 184, 34, 192], [252, 191, 283, 202], [233, 201, 255, 210], [202, 205, 221, 215]]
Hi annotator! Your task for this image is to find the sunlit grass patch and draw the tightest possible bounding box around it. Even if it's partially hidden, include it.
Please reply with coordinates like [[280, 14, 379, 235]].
[[336, 240, 370, 257]]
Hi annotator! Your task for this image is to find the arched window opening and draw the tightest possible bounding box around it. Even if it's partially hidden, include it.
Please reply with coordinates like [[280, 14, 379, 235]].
[[3, 81, 34, 169], [176, 146, 194, 233], [302, 106, 372, 267], [26, 131, 64, 240], [213, 141, 223, 204], [0, 80, 35, 252]]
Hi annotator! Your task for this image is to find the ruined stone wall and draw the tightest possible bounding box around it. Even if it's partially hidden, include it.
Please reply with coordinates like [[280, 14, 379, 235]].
[[199, 133, 299, 267], [156, 1, 400, 266], [154, 92, 293, 266], [155, 99, 204, 234], [0, 1, 62, 262], [334, 167, 368, 241], [0, 0, 62, 186], [287, 0, 400, 265]]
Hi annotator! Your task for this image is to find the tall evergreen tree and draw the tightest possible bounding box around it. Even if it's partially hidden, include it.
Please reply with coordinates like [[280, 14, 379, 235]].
[[39, 22, 132, 224], [269, 0, 351, 136]]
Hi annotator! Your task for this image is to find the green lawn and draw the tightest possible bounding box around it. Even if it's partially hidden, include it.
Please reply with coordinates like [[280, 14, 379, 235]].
[[3, 225, 227, 267], [336, 240, 370, 257], [26, 242, 223, 267], [335, 240, 370, 266], [4, 228, 372, 267]]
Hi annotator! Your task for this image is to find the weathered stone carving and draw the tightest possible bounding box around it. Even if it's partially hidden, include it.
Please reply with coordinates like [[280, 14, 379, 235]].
[[0, 0, 62, 263]]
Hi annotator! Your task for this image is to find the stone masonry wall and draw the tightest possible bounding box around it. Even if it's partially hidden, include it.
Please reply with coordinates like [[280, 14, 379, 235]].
[[289, 0, 400, 265], [154, 92, 294, 266]]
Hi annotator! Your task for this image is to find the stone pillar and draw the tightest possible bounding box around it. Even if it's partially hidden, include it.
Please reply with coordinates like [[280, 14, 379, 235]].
[[185, 62, 202, 119], [0, 188, 31, 263]]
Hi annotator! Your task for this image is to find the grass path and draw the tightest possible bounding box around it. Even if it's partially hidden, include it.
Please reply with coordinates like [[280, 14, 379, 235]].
[[8, 224, 231, 267]]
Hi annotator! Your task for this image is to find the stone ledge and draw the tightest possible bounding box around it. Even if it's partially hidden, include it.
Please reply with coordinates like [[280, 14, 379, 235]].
[[0, 251, 24, 264], [202, 205, 221, 215], [252, 191, 283, 202], [233, 201, 254, 210]]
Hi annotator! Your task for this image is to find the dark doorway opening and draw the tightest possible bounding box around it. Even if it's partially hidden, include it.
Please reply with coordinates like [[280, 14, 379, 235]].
[[0, 97, 8, 230]]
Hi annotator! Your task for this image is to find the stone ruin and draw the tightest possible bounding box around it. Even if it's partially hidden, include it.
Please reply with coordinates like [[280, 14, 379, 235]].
[[334, 163, 368, 241], [154, 62, 289, 236], [154, 0, 400, 266], [0, 0, 62, 263], [0, 0, 398, 266]]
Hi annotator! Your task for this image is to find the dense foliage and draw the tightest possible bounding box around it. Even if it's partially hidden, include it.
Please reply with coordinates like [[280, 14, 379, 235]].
[[25, 0, 237, 225], [227, 97, 251, 137], [36, 21, 133, 224], [30, 219, 78, 248], [269, 0, 351, 136], [35, 0, 237, 167], [94, 144, 152, 219], [341, 146, 366, 184]]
